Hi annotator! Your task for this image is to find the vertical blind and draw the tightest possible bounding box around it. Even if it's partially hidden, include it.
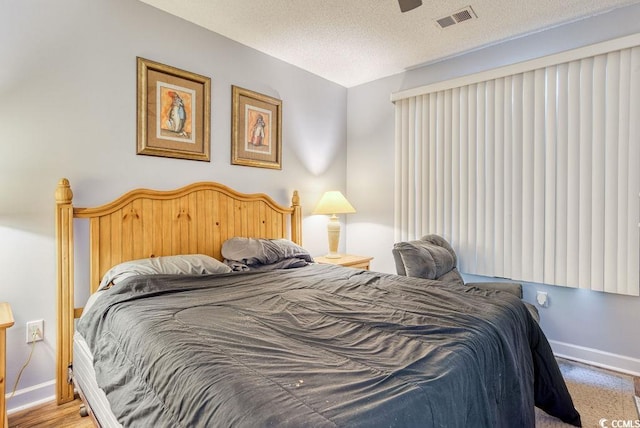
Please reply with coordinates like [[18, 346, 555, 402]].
[[393, 36, 640, 296]]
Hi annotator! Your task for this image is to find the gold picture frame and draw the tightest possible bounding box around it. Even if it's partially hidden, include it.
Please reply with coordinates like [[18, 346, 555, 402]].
[[231, 86, 282, 169], [137, 57, 211, 161]]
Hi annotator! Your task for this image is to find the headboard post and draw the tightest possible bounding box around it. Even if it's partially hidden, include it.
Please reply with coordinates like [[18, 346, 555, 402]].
[[291, 190, 302, 245], [55, 178, 75, 404]]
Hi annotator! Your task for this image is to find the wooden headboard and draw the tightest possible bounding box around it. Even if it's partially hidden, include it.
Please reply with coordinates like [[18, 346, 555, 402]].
[[54, 178, 302, 404]]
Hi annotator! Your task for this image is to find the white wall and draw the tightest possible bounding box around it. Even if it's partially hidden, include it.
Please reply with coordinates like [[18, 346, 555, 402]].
[[0, 0, 348, 411], [346, 3, 640, 374]]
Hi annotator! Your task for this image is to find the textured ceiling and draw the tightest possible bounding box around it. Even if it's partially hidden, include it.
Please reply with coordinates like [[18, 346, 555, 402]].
[[138, 0, 640, 87]]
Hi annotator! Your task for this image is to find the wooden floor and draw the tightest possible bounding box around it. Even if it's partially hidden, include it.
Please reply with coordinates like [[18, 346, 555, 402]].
[[8, 396, 94, 428]]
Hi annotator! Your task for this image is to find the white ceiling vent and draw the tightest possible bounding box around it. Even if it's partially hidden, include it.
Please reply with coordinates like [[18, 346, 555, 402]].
[[436, 6, 477, 29]]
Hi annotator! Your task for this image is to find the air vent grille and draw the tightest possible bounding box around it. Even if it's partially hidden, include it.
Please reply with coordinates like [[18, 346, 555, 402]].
[[452, 9, 473, 23], [436, 6, 477, 29], [436, 16, 456, 28]]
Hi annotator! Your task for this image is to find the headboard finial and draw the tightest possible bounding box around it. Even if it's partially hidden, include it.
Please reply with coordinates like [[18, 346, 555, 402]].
[[292, 190, 300, 206], [55, 178, 73, 204]]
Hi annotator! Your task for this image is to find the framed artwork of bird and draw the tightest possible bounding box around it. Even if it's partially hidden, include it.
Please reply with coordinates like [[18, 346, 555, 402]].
[[231, 85, 282, 170], [136, 57, 211, 162]]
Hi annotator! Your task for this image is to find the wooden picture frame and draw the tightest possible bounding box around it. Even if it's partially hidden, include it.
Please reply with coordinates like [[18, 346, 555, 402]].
[[137, 57, 211, 161], [231, 86, 282, 169]]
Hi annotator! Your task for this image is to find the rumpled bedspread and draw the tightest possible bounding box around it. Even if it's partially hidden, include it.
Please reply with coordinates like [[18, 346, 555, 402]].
[[77, 264, 581, 428]]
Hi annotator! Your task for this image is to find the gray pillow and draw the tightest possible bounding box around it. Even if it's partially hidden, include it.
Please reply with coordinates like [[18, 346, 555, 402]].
[[98, 254, 232, 290], [222, 237, 313, 267], [393, 240, 462, 285]]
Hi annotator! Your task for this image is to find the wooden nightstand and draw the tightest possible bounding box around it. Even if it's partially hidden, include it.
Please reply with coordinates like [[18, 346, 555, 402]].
[[0, 302, 14, 428], [314, 254, 373, 270]]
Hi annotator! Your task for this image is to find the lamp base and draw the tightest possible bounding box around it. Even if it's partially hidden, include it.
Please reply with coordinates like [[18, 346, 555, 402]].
[[324, 253, 343, 259], [325, 214, 342, 259]]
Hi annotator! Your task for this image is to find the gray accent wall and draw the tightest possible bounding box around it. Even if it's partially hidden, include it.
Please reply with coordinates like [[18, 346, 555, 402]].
[[1, 0, 346, 410], [347, 3, 640, 373]]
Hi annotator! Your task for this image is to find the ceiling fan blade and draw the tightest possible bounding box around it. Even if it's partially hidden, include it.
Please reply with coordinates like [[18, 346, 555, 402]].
[[398, 0, 422, 13]]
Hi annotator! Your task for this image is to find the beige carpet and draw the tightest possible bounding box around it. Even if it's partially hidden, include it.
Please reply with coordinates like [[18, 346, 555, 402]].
[[535, 358, 639, 427]]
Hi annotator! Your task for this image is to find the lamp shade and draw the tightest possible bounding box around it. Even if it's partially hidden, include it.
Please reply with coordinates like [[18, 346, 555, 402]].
[[312, 191, 356, 215]]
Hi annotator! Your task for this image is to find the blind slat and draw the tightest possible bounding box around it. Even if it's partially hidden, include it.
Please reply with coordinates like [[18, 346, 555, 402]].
[[543, 66, 557, 285], [522, 71, 535, 281], [451, 89, 461, 246], [459, 87, 469, 273], [604, 52, 621, 292], [533, 68, 546, 283], [511, 75, 524, 280], [476, 83, 487, 274], [494, 78, 505, 277]]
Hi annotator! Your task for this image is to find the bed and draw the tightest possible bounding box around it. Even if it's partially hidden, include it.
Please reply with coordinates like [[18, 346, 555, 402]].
[[55, 178, 581, 427]]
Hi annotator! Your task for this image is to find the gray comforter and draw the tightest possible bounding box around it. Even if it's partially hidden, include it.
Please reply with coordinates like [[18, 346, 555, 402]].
[[77, 264, 581, 428]]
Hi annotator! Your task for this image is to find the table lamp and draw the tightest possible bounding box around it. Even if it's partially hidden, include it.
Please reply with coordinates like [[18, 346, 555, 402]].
[[313, 191, 356, 258]]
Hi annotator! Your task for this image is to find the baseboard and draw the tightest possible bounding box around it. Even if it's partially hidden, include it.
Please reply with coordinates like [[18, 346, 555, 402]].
[[5, 379, 55, 414], [550, 340, 640, 377]]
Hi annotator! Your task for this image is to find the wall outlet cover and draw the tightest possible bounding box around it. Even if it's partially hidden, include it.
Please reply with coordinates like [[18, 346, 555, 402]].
[[26, 319, 44, 343], [536, 291, 549, 307]]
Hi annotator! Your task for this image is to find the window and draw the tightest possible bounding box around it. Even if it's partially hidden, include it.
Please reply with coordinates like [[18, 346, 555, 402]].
[[393, 35, 640, 295]]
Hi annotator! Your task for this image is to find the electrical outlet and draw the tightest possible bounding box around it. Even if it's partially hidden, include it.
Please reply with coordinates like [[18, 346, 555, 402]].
[[536, 291, 549, 307], [26, 319, 44, 343]]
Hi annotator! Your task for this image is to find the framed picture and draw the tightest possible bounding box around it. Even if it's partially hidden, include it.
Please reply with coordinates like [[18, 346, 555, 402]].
[[137, 57, 211, 161], [231, 86, 282, 169]]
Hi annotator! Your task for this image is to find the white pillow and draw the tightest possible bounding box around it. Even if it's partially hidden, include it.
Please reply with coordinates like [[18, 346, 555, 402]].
[[98, 254, 232, 290]]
